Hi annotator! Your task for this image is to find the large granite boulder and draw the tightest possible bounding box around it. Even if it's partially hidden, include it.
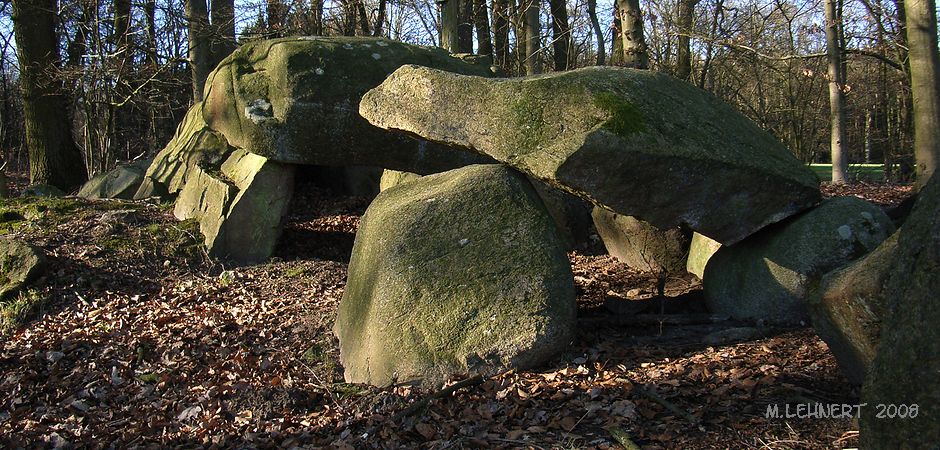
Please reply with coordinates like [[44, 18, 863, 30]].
[[360, 65, 821, 245], [335, 164, 576, 387], [862, 175, 940, 447], [200, 36, 493, 171], [686, 232, 721, 279], [174, 149, 294, 264], [379, 169, 592, 249], [0, 238, 47, 300], [78, 159, 152, 200], [704, 197, 894, 324], [807, 233, 896, 385], [591, 208, 690, 273]]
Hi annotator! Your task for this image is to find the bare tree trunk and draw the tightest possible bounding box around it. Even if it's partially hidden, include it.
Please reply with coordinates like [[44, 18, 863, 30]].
[[441, 0, 460, 52], [548, 0, 570, 70], [145, 0, 158, 67], [825, 0, 849, 184], [186, 0, 212, 101], [492, 0, 510, 65], [210, 0, 236, 65], [587, 0, 604, 65], [356, 0, 371, 35], [312, 0, 324, 35], [373, 0, 388, 36], [513, 0, 526, 72], [676, 0, 699, 81], [457, 0, 474, 52], [11, 0, 88, 190], [473, 0, 493, 56], [113, 0, 132, 70], [904, 0, 940, 189], [524, 0, 541, 74], [616, 0, 648, 69], [698, 0, 723, 88]]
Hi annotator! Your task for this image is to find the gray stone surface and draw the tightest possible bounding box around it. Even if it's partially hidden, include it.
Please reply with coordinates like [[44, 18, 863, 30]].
[[704, 197, 895, 324], [591, 208, 690, 273], [361, 65, 821, 244], [174, 149, 294, 264], [335, 164, 576, 387], [0, 238, 47, 300]]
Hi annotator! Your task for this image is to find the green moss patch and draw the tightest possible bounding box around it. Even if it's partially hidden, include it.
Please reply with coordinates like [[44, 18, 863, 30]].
[[594, 92, 646, 137]]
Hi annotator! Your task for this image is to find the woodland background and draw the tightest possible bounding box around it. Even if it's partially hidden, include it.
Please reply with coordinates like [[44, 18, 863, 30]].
[[0, 0, 925, 186]]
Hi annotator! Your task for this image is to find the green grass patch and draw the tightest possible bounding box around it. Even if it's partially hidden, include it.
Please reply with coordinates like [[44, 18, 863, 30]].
[[0, 289, 46, 335], [283, 266, 307, 278], [810, 163, 892, 182]]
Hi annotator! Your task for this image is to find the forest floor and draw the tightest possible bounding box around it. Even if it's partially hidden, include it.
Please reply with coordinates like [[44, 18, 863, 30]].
[[0, 177, 913, 449]]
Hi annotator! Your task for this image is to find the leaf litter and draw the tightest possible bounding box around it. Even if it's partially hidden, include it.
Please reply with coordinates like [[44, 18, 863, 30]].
[[0, 180, 913, 448]]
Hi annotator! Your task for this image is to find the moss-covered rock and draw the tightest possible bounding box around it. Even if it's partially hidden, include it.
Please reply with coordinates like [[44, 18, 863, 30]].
[[78, 159, 152, 200], [686, 232, 721, 279], [379, 169, 422, 192], [174, 149, 294, 264], [591, 208, 690, 273], [0, 238, 46, 300], [201, 36, 493, 171], [335, 164, 576, 387], [807, 233, 896, 385], [862, 174, 940, 447], [379, 169, 592, 249], [135, 102, 233, 199], [704, 197, 894, 324], [361, 65, 821, 245]]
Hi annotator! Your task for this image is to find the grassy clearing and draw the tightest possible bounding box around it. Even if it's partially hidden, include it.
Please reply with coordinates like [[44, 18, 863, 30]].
[[810, 163, 893, 182]]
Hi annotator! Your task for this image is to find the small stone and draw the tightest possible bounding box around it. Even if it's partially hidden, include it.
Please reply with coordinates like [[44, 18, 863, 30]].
[[46, 351, 65, 363]]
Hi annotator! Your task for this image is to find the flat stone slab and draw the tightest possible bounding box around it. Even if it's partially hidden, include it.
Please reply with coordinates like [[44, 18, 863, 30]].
[[361, 65, 822, 244]]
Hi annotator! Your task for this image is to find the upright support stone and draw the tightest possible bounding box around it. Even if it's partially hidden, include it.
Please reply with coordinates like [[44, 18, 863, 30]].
[[174, 149, 294, 264]]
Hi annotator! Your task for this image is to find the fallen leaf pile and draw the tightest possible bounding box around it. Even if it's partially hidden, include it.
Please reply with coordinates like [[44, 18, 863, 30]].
[[820, 181, 913, 207], [0, 180, 910, 448]]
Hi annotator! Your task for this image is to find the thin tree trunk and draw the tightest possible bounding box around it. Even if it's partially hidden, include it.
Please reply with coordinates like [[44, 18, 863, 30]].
[[513, 0, 526, 72], [676, 0, 699, 81], [587, 0, 604, 65], [611, 3, 623, 65], [186, 0, 212, 101], [698, 0, 723, 88], [473, 0, 493, 56], [524, 0, 541, 74], [113, 0, 132, 71], [616, 0, 648, 69], [356, 0, 371, 35], [492, 0, 510, 67], [145, 0, 158, 67], [210, 0, 236, 66], [548, 0, 570, 70], [11, 0, 88, 190], [904, 0, 940, 189], [825, 0, 849, 184], [441, 0, 460, 52], [312, 0, 324, 35], [373, 0, 387, 36], [457, 0, 474, 52]]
